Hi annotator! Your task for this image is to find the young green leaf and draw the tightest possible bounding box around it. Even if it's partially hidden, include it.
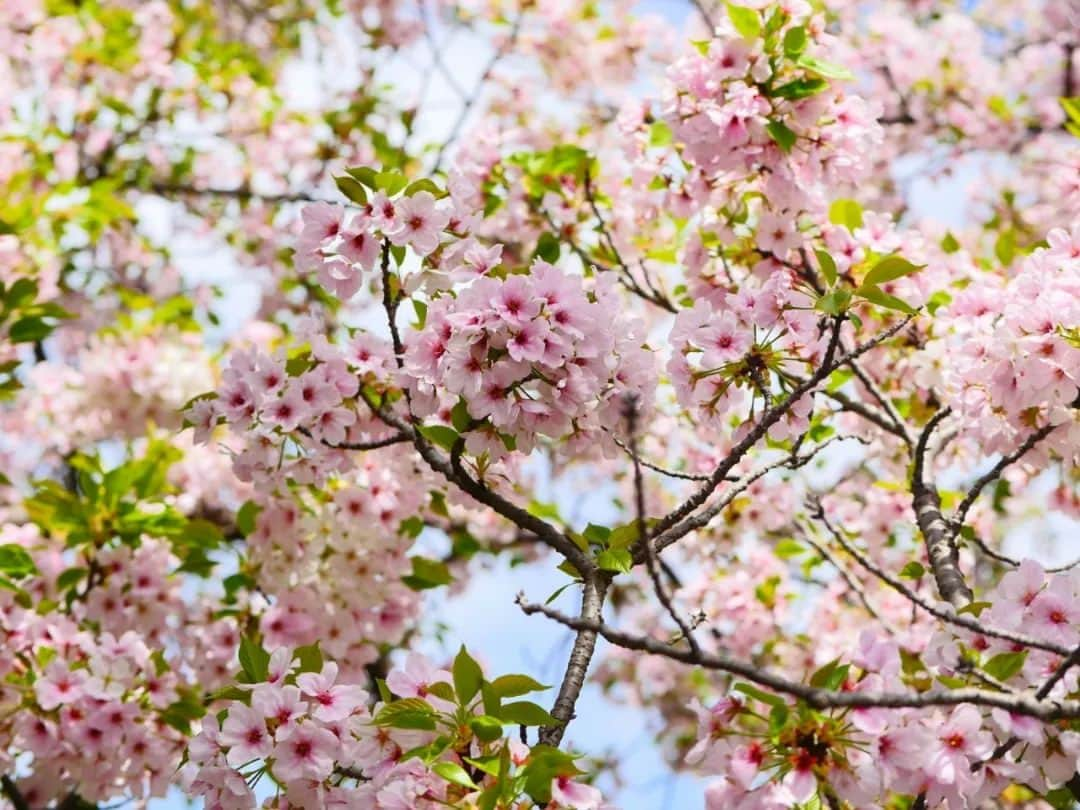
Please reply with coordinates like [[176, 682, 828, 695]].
[[814, 249, 838, 287], [862, 255, 924, 287], [453, 645, 484, 705], [766, 120, 797, 153], [726, 3, 761, 39]]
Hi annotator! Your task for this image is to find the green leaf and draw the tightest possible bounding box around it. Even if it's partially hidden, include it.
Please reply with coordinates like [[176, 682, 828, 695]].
[[582, 523, 611, 546], [490, 674, 550, 699], [403, 555, 453, 590], [499, 700, 560, 726], [957, 601, 992, 617], [400, 735, 452, 765], [481, 682, 501, 717], [797, 54, 854, 80], [295, 642, 323, 674], [376, 678, 393, 704], [534, 231, 561, 264], [469, 715, 504, 743], [544, 581, 577, 605], [606, 524, 639, 549], [4, 278, 38, 309], [774, 538, 805, 559], [56, 567, 87, 592], [528, 500, 563, 523], [522, 745, 581, 804], [855, 284, 917, 315], [1046, 786, 1077, 810], [815, 288, 851, 316], [450, 399, 472, 433], [863, 255, 924, 286], [432, 761, 478, 789], [1061, 97, 1080, 125], [235, 500, 260, 537], [940, 232, 960, 254], [222, 572, 252, 601], [648, 120, 673, 147], [596, 548, 632, 574], [404, 178, 446, 198], [783, 26, 808, 57], [453, 646, 484, 705], [814, 249, 837, 286], [809, 658, 850, 691], [374, 698, 439, 731], [726, 3, 761, 39], [926, 290, 952, 316], [465, 751, 504, 776], [160, 687, 207, 733], [427, 681, 455, 702], [0, 576, 30, 606], [8, 316, 53, 344], [771, 77, 829, 100], [238, 635, 270, 683], [765, 120, 797, 153], [417, 424, 459, 452], [734, 682, 786, 708], [899, 561, 925, 579], [346, 166, 379, 189], [334, 175, 368, 204], [983, 651, 1027, 682], [0, 544, 37, 579], [412, 298, 428, 329], [375, 170, 408, 196], [828, 198, 864, 231], [994, 229, 1017, 265]]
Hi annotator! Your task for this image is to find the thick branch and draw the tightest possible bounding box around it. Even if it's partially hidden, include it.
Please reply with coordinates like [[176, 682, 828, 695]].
[[538, 575, 608, 746], [912, 408, 973, 608]]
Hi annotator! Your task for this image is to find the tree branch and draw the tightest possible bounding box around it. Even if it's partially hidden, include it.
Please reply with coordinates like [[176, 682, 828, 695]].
[[950, 423, 1058, 533], [538, 574, 608, 746], [911, 408, 973, 608], [624, 396, 701, 655], [516, 597, 1080, 721], [808, 500, 1070, 657]]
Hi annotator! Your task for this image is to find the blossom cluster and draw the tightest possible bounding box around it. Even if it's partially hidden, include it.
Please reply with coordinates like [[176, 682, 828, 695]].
[[189, 339, 382, 487], [405, 262, 655, 455], [22, 327, 215, 451], [689, 559, 1080, 808], [663, 4, 883, 257], [667, 270, 823, 433], [185, 648, 607, 810], [926, 226, 1080, 457], [245, 471, 426, 681], [0, 612, 191, 806], [296, 189, 455, 300]]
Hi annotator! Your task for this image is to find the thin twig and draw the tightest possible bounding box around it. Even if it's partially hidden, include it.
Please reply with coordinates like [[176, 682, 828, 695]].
[[951, 423, 1058, 532], [431, 14, 522, 174], [624, 396, 701, 655], [808, 500, 1071, 657]]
